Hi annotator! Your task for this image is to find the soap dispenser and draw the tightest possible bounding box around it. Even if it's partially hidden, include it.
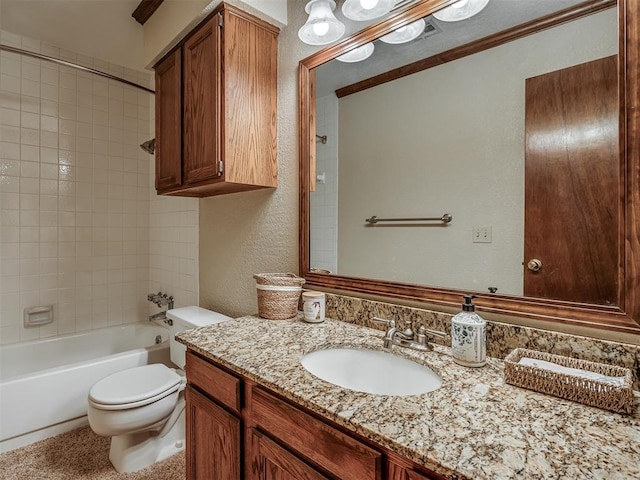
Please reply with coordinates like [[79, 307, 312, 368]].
[[451, 295, 486, 367]]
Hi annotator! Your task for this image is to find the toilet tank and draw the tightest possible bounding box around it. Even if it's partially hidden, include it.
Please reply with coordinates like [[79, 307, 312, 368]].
[[166, 306, 232, 369]]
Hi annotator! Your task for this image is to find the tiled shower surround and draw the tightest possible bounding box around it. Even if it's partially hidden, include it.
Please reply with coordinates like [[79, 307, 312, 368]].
[[309, 94, 338, 274], [0, 31, 198, 344]]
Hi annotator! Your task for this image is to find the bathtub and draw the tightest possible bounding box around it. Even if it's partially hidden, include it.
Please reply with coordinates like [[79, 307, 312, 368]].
[[0, 323, 171, 453]]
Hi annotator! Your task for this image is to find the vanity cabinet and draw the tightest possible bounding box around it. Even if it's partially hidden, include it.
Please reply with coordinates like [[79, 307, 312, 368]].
[[185, 351, 446, 480], [154, 3, 278, 197]]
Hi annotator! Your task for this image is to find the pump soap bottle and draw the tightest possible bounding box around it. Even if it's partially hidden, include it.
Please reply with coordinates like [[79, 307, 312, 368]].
[[451, 295, 486, 367]]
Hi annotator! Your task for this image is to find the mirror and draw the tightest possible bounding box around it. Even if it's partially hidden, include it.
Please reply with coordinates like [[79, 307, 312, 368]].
[[299, 0, 640, 333]]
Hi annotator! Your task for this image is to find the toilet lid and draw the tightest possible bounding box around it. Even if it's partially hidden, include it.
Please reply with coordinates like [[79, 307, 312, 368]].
[[89, 364, 182, 408]]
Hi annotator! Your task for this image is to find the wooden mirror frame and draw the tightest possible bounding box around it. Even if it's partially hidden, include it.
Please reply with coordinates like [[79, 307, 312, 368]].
[[299, 0, 640, 334]]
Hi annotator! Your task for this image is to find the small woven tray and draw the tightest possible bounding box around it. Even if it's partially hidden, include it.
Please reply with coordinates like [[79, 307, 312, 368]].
[[504, 348, 635, 414]]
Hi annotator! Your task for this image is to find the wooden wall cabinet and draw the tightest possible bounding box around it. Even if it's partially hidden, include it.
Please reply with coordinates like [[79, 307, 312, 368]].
[[185, 351, 446, 480], [154, 4, 278, 197]]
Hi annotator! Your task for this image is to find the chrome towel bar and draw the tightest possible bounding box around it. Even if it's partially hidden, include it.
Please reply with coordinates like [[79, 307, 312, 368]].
[[365, 213, 452, 225]]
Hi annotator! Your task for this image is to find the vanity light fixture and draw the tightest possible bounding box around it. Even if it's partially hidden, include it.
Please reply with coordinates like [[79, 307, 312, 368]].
[[432, 0, 490, 22], [336, 42, 375, 62], [298, 0, 346, 45], [342, 0, 395, 21], [379, 18, 426, 44]]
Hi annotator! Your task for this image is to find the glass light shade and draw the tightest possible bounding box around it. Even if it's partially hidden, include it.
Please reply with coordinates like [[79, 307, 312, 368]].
[[432, 0, 490, 22], [336, 42, 375, 63], [342, 0, 395, 21], [379, 18, 426, 44], [298, 0, 346, 45]]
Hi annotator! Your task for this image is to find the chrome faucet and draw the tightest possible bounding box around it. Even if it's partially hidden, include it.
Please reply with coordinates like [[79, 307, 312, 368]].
[[149, 311, 168, 322], [371, 317, 446, 352], [147, 291, 174, 324]]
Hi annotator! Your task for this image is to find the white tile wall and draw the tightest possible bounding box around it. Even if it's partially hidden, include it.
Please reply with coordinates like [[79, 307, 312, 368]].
[[310, 94, 339, 273], [0, 30, 199, 345], [148, 193, 199, 310], [147, 93, 199, 313]]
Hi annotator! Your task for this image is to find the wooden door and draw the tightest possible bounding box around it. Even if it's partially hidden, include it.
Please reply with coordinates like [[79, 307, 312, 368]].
[[183, 15, 222, 185], [249, 429, 329, 480], [186, 386, 241, 480], [524, 56, 618, 305], [154, 48, 182, 191]]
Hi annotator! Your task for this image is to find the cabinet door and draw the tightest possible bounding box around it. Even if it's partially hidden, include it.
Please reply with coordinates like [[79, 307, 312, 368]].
[[250, 429, 329, 480], [154, 48, 182, 191], [387, 460, 445, 480], [186, 386, 241, 480], [183, 15, 222, 185]]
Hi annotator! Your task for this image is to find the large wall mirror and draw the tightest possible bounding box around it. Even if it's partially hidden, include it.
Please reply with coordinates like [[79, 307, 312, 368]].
[[299, 0, 640, 333]]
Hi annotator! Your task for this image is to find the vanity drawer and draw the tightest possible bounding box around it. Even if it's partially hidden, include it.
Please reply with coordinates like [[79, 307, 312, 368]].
[[186, 351, 241, 414], [251, 386, 382, 480]]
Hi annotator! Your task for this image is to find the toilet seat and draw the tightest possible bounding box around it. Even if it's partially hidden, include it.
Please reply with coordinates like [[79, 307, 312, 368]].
[[89, 364, 183, 411]]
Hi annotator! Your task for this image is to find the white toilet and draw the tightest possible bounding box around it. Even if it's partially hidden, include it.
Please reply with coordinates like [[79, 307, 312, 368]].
[[87, 306, 231, 473]]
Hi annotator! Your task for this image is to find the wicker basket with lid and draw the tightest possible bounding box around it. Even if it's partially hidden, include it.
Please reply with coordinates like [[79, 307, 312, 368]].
[[254, 273, 305, 320]]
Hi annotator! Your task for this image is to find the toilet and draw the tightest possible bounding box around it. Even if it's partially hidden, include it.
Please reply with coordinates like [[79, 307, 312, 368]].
[[87, 306, 231, 473]]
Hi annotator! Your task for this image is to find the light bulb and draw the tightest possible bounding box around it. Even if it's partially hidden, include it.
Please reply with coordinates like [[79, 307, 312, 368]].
[[379, 18, 425, 44], [298, 0, 345, 45], [432, 0, 489, 22], [336, 42, 375, 63], [342, 0, 394, 21], [313, 21, 330, 36], [360, 0, 379, 9]]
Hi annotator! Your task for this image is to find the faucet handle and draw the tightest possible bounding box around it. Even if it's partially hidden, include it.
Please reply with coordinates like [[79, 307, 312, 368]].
[[419, 326, 447, 340], [371, 317, 395, 328], [416, 325, 447, 345], [412, 326, 446, 350]]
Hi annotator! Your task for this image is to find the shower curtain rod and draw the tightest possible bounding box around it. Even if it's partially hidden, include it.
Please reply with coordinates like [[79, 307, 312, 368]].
[[0, 44, 155, 94]]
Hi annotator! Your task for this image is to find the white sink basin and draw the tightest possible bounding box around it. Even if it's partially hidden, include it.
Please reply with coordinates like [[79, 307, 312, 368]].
[[301, 348, 442, 396]]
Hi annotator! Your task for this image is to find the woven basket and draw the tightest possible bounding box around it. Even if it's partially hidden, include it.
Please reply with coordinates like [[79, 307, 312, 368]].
[[504, 348, 635, 414], [254, 273, 305, 320]]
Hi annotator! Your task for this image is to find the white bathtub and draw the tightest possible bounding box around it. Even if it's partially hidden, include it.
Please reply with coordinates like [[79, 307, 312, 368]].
[[0, 323, 171, 452]]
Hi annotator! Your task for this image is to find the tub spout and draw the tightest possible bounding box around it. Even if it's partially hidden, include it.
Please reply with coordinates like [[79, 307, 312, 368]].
[[148, 312, 167, 322]]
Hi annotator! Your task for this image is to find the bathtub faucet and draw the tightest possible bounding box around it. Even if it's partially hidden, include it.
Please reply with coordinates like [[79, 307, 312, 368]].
[[149, 311, 168, 322], [147, 292, 174, 324], [147, 292, 174, 310]]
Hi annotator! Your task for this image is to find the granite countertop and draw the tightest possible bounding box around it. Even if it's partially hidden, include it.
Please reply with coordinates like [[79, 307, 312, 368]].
[[177, 315, 640, 480]]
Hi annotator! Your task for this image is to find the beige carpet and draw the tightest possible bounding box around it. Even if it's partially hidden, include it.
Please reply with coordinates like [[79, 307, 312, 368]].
[[0, 426, 185, 480]]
